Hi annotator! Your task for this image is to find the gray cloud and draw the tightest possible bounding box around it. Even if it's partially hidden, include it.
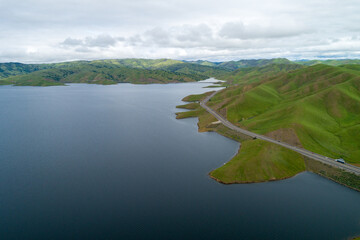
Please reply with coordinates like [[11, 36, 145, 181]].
[[85, 35, 117, 47], [144, 27, 170, 45], [219, 21, 309, 39], [1, 0, 360, 62], [62, 38, 83, 46], [175, 24, 213, 42], [61, 35, 119, 48]]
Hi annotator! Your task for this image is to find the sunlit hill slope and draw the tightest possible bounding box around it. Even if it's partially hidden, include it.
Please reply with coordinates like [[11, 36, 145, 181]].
[[209, 64, 360, 165]]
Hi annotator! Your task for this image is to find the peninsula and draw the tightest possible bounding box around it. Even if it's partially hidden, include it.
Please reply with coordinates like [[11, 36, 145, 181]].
[[177, 60, 360, 191]]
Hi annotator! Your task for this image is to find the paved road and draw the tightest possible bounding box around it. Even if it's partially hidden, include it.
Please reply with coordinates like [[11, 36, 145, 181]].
[[201, 90, 360, 176]]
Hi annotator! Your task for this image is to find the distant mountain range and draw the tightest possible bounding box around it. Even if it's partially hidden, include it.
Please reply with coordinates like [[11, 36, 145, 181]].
[[0, 58, 359, 86], [0, 59, 229, 86]]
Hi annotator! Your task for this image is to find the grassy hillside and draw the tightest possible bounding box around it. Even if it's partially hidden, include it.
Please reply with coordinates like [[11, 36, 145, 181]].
[[209, 64, 360, 165], [2, 57, 359, 86], [185, 58, 360, 70], [1, 66, 207, 86], [295, 59, 360, 66], [218, 58, 295, 70], [176, 93, 306, 183], [0, 62, 53, 79], [99, 58, 184, 69], [210, 139, 306, 183], [0, 61, 95, 80], [92, 59, 230, 78], [0, 59, 230, 85], [220, 63, 304, 84], [185, 60, 221, 67], [187, 58, 296, 70]]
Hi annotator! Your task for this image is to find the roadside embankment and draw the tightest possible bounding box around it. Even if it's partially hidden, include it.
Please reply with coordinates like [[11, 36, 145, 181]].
[[305, 157, 360, 192]]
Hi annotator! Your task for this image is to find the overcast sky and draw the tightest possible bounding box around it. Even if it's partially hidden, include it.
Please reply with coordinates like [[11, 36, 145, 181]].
[[1, 0, 360, 63]]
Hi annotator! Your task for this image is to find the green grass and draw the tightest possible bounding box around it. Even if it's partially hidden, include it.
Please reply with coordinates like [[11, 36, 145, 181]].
[[2, 58, 359, 86], [176, 96, 305, 183], [0, 59, 230, 86], [295, 59, 360, 66], [176, 102, 200, 110], [177, 63, 360, 186], [218, 58, 295, 71], [220, 63, 304, 84], [177, 88, 360, 186], [211, 64, 360, 165], [181, 91, 214, 102], [210, 139, 306, 183], [176, 108, 205, 119], [0, 65, 203, 86]]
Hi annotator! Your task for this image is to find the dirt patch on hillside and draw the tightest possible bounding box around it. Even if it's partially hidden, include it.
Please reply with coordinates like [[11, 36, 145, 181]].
[[265, 128, 303, 148]]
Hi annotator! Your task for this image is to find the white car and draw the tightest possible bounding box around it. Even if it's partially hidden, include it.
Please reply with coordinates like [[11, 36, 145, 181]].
[[335, 158, 345, 164]]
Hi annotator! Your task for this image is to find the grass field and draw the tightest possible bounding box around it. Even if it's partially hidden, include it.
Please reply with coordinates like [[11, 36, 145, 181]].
[[176, 99, 306, 183], [180, 91, 214, 102], [0, 58, 230, 86], [210, 64, 360, 165], [210, 139, 306, 183], [177, 63, 360, 186], [176, 90, 360, 188]]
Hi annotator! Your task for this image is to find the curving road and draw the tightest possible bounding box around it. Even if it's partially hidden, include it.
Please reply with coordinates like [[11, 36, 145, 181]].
[[200, 90, 360, 176]]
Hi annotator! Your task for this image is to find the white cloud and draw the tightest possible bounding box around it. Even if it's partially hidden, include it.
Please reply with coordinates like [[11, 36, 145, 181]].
[[61, 35, 119, 48], [1, 0, 360, 62], [62, 38, 84, 46], [219, 21, 310, 39]]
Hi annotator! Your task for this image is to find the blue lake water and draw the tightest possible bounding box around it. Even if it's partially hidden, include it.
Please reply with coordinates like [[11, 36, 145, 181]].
[[0, 83, 359, 239]]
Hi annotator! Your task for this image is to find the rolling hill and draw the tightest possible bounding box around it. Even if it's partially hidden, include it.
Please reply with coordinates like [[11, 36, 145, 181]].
[[0, 59, 230, 86], [0, 62, 53, 79], [219, 63, 305, 84], [295, 59, 360, 66], [187, 58, 296, 70], [208, 64, 360, 165], [1, 57, 359, 86]]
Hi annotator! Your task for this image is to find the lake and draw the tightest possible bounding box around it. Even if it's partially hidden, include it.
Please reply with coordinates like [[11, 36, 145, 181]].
[[0, 83, 359, 239]]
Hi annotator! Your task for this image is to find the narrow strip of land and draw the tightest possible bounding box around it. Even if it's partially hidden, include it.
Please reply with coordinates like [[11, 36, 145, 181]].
[[201, 90, 360, 176]]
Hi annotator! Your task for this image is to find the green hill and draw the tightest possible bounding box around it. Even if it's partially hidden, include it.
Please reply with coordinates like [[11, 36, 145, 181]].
[[217, 58, 295, 70], [0, 59, 229, 86], [208, 64, 360, 165], [186, 58, 296, 71], [187, 58, 360, 70], [0, 62, 53, 79], [1, 65, 206, 86], [295, 59, 360, 66], [100, 58, 184, 69], [2, 58, 360, 86], [186, 58, 360, 69], [219, 63, 304, 84], [185, 60, 221, 67], [95, 59, 230, 77]]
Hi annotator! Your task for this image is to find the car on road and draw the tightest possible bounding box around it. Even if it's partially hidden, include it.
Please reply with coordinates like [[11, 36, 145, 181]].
[[335, 158, 345, 164]]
